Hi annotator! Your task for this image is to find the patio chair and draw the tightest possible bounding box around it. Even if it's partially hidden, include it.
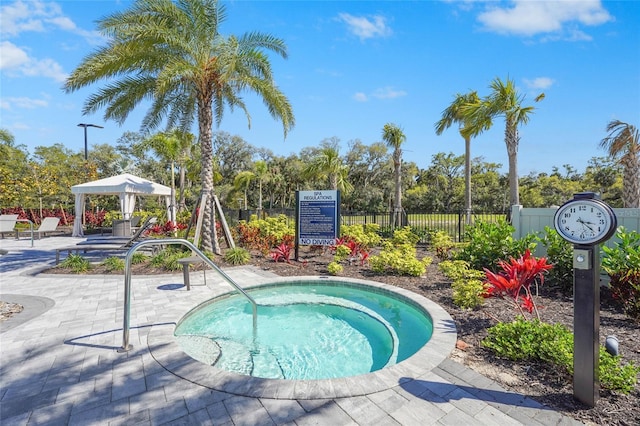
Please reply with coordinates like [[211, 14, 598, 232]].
[[17, 217, 62, 239], [0, 214, 18, 238], [56, 217, 158, 264]]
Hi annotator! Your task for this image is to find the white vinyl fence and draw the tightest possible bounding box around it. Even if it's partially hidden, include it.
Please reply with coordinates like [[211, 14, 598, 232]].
[[511, 205, 640, 258]]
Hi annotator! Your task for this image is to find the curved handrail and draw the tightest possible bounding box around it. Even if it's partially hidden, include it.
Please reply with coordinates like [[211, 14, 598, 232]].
[[119, 238, 257, 352]]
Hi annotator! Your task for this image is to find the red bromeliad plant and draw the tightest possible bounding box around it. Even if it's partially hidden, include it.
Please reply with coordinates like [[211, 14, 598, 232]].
[[271, 242, 293, 263], [483, 250, 553, 320]]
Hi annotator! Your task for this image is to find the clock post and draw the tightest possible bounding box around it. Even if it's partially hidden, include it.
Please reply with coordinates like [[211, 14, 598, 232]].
[[553, 192, 617, 407]]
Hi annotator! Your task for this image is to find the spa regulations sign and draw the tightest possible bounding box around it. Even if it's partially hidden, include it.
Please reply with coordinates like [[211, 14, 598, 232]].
[[295, 190, 340, 251]]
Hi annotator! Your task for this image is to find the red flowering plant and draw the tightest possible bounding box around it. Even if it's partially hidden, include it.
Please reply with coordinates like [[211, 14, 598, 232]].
[[483, 250, 553, 320], [270, 242, 293, 263]]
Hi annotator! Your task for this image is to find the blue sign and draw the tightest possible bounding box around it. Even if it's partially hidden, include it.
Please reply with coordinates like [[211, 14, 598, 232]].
[[297, 190, 339, 246]]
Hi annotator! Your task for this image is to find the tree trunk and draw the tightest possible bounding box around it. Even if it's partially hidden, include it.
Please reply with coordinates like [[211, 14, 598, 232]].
[[464, 135, 472, 225], [622, 156, 640, 208], [198, 93, 216, 253], [505, 122, 520, 208], [394, 151, 403, 227]]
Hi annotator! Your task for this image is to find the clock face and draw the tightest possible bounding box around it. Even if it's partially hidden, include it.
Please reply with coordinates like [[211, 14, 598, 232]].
[[553, 198, 616, 245]]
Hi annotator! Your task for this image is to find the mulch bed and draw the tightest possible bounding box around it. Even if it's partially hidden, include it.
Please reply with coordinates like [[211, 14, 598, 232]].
[[21, 245, 640, 425]]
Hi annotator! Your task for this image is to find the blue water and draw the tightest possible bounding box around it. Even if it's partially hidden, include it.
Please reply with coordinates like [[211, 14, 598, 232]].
[[174, 282, 433, 380]]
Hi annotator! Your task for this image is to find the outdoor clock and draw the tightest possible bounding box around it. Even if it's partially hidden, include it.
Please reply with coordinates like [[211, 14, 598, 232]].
[[553, 193, 617, 246]]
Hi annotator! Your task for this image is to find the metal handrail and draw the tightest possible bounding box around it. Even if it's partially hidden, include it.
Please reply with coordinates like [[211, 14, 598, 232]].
[[15, 219, 34, 247], [118, 238, 258, 352]]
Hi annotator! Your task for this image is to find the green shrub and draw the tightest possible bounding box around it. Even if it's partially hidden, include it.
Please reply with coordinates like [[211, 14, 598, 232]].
[[370, 241, 431, 277], [101, 257, 125, 272], [236, 215, 294, 254], [150, 247, 191, 271], [430, 230, 456, 261], [483, 318, 639, 393], [538, 226, 573, 291], [131, 252, 149, 265], [438, 260, 485, 281], [456, 220, 537, 271], [602, 227, 640, 321], [340, 223, 382, 249], [224, 247, 251, 265], [452, 279, 486, 310], [60, 254, 91, 273], [327, 261, 343, 275], [439, 260, 487, 309]]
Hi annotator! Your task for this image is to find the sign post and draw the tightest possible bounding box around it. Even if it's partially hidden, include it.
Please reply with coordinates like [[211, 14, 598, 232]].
[[295, 190, 340, 260]]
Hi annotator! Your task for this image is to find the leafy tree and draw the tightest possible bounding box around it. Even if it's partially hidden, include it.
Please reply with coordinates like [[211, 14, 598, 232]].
[[600, 120, 640, 208], [463, 77, 544, 208], [435, 91, 483, 223], [64, 0, 294, 252], [382, 123, 407, 226], [343, 139, 390, 210], [0, 137, 30, 208]]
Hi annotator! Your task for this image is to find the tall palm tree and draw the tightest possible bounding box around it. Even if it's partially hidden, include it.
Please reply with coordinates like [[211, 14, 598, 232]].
[[382, 123, 406, 227], [463, 77, 544, 208], [64, 0, 294, 252], [600, 120, 640, 207], [435, 91, 483, 224]]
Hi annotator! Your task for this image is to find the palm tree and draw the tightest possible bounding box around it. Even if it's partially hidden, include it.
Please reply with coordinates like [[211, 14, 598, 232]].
[[234, 170, 255, 210], [64, 0, 294, 252], [253, 160, 269, 213], [600, 120, 640, 207], [382, 123, 406, 227], [143, 129, 196, 223], [463, 77, 544, 208], [304, 145, 353, 194], [435, 91, 483, 224]]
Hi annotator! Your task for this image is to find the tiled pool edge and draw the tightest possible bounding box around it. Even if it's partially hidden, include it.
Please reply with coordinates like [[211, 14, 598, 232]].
[[147, 276, 457, 400]]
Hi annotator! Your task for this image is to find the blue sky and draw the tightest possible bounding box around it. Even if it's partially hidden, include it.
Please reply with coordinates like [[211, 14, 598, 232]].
[[1, 0, 639, 175]]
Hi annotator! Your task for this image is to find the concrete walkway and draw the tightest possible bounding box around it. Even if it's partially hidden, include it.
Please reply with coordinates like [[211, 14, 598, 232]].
[[0, 236, 584, 425]]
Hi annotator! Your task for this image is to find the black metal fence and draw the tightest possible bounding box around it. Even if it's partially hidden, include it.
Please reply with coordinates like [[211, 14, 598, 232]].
[[222, 208, 508, 243]]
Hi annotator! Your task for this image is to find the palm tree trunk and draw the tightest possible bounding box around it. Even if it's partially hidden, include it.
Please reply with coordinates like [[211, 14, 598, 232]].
[[198, 94, 218, 254], [394, 153, 403, 227], [506, 123, 520, 207], [464, 135, 472, 224], [623, 157, 640, 208]]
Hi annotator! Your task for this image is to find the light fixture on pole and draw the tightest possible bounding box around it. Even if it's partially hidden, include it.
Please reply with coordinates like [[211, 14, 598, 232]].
[[77, 123, 104, 160]]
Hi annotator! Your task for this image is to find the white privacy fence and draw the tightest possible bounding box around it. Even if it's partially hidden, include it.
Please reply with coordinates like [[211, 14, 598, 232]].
[[510, 205, 640, 258]]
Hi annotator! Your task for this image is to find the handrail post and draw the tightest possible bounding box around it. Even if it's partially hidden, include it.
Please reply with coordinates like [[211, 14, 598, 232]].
[[118, 238, 258, 352]]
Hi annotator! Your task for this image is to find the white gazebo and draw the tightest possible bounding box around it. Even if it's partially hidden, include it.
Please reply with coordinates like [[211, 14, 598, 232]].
[[71, 173, 173, 237]]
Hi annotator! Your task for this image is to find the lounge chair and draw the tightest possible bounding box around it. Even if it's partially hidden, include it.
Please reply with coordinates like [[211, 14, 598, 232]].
[[0, 214, 18, 238], [56, 217, 158, 264], [17, 217, 62, 239]]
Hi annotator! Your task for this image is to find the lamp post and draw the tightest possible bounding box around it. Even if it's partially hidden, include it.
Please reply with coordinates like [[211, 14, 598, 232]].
[[77, 123, 104, 160]]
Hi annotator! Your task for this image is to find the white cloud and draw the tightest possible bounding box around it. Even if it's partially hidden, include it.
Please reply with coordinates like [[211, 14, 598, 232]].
[[0, 41, 67, 82], [353, 87, 406, 102], [3, 96, 48, 110], [0, 41, 29, 69], [337, 13, 392, 40], [524, 77, 554, 90], [372, 87, 407, 100], [1, 0, 103, 44], [353, 92, 368, 102], [477, 0, 613, 38]]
